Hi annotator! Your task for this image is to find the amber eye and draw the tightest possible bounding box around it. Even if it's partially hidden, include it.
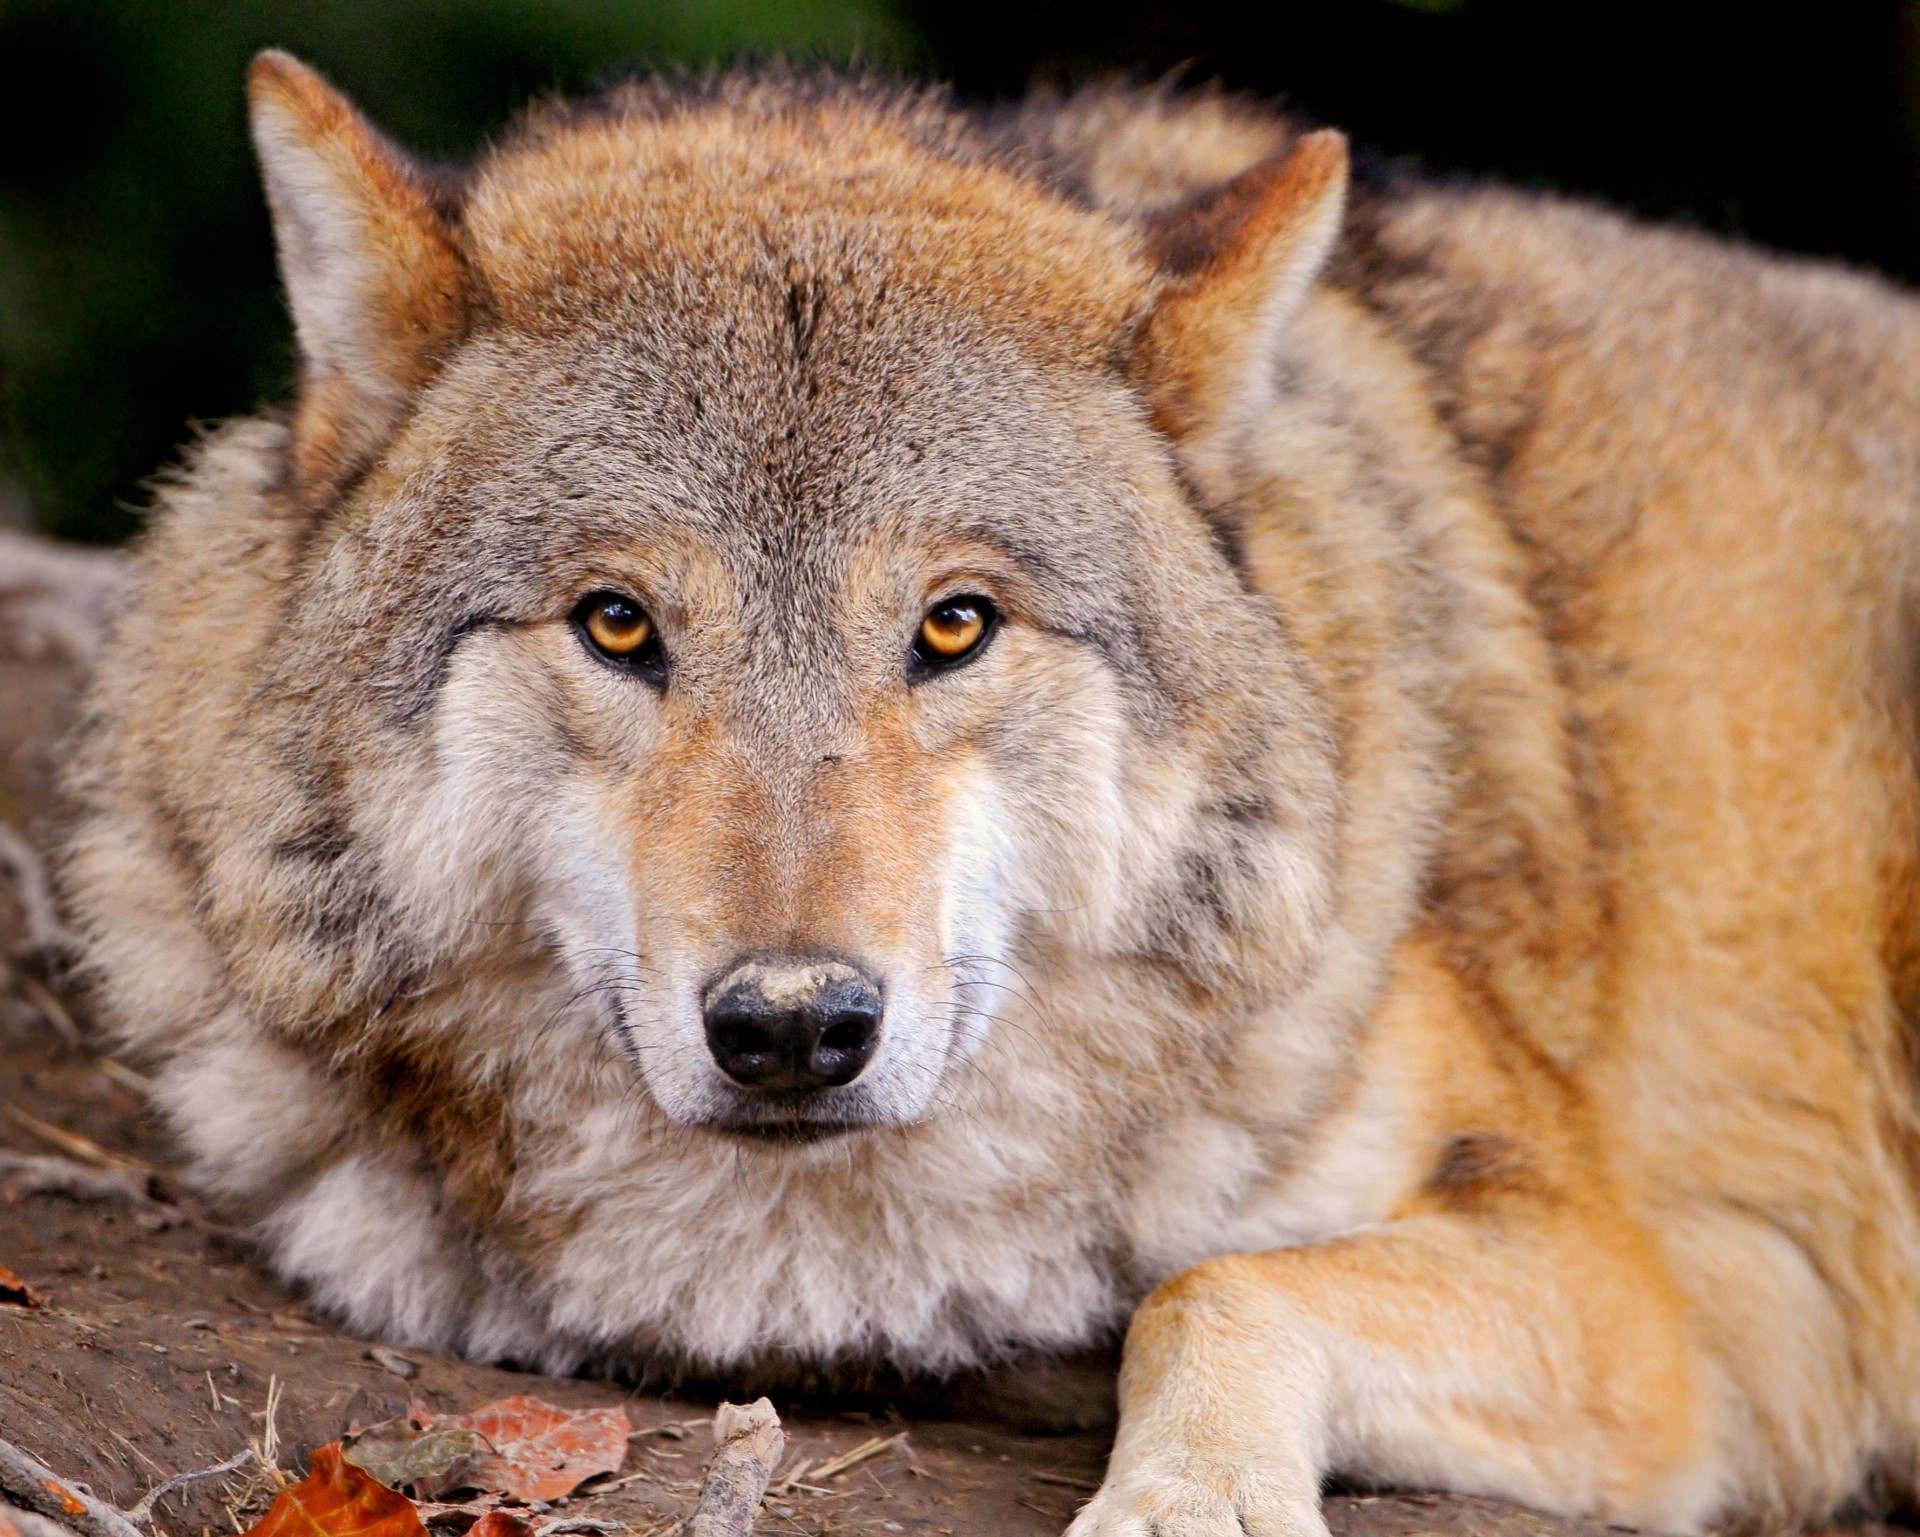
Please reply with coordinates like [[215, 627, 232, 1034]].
[[911, 596, 995, 674], [573, 592, 664, 676]]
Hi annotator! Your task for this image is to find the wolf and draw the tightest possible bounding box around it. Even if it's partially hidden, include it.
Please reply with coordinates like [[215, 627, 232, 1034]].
[[62, 49, 1920, 1537]]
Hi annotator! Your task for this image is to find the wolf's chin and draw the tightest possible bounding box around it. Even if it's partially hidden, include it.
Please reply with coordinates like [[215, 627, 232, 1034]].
[[679, 1078, 938, 1138], [706, 1118, 869, 1145]]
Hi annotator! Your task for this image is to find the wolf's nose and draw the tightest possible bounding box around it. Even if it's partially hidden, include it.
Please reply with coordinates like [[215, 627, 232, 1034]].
[[703, 957, 883, 1092]]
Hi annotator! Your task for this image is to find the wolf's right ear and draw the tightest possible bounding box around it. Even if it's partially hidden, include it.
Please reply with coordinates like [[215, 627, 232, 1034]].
[[248, 51, 469, 501], [1137, 131, 1349, 446]]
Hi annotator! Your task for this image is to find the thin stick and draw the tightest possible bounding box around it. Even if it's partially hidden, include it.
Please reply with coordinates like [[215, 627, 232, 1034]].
[[1, 1106, 147, 1172], [0, 1435, 144, 1537], [687, 1400, 785, 1537], [15, 975, 79, 1049], [107, 1438, 165, 1481], [573, 1471, 651, 1495], [125, 1454, 253, 1528], [249, 1377, 283, 1482], [97, 1059, 154, 1094], [766, 1455, 811, 1494], [805, 1433, 905, 1482], [1030, 1472, 1102, 1492]]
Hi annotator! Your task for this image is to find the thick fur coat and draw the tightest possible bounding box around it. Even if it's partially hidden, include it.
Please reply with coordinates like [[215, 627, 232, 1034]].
[[64, 57, 1920, 1537]]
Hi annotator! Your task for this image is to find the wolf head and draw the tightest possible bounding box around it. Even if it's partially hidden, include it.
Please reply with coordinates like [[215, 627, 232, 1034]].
[[64, 57, 1515, 1370], [222, 56, 1352, 1146]]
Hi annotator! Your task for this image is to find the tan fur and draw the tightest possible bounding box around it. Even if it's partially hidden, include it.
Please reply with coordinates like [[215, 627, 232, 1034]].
[[62, 56, 1920, 1536]]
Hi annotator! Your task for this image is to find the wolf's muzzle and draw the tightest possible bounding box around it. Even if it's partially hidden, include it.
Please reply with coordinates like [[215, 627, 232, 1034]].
[[702, 956, 883, 1092]]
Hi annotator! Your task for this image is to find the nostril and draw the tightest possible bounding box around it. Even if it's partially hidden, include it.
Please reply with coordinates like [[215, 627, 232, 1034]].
[[718, 1020, 775, 1058], [807, 1006, 880, 1088], [706, 1009, 782, 1087], [818, 1014, 875, 1055]]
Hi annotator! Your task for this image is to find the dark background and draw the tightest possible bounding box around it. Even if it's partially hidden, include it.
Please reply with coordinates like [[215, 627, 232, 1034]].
[[4, 0, 1917, 544]]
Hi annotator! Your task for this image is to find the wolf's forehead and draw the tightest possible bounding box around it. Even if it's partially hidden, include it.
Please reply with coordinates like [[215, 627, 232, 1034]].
[[459, 97, 1152, 368], [420, 296, 1148, 653], [448, 318, 1136, 589]]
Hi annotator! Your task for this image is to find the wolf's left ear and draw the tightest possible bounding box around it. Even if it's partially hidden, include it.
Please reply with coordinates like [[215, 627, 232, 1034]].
[[1137, 130, 1349, 443], [248, 50, 469, 500]]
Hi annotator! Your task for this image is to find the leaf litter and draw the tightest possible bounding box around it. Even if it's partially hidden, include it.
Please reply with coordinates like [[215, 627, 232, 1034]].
[[340, 1423, 488, 1503], [253, 1396, 795, 1537], [344, 1397, 629, 1503], [0, 1262, 43, 1308], [248, 1447, 424, 1537]]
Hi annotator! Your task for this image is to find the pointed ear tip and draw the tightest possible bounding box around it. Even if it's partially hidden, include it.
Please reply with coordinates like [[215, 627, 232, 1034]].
[[1289, 130, 1351, 194], [246, 49, 342, 128], [247, 48, 304, 96], [1298, 127, 1350, 155]]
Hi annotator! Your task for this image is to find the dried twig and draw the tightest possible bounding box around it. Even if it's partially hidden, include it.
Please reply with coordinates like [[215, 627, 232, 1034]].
[[96, 1059, 153, 1094], [124, 1452, 254, 1528], [802, 1434, 905, 1483], [627, 1420, 702, 1442], [1, 1106, 146, 1172], [13, 974, 80, 1049], [0, 1435, 144, 1537], [687, 1400, 785, 1537], [249, 1376, 285, 1482], [572, 1470, 652, 1496]]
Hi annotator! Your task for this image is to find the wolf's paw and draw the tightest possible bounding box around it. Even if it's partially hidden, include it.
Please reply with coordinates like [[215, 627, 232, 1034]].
[[1063, 1467, 1329, 1537]]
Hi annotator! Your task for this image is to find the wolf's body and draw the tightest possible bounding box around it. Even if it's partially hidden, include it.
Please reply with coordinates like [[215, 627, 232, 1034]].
[[63, 60, 1920, 1536]]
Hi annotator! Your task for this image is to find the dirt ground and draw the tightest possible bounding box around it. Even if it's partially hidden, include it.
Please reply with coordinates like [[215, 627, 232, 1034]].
[[0, 591, 1655, 1537]]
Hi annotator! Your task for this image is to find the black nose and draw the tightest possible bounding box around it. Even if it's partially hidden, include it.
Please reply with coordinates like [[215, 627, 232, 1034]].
[[703, 957, 884, 1092]]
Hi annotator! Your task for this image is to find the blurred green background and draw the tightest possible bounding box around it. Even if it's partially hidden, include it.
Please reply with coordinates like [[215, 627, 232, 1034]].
[[0, 0, 920, 544], [6, 0, 1920, 544]]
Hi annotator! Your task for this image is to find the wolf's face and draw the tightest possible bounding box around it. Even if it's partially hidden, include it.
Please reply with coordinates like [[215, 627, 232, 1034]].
[[334, 241, 1337, 1143], [228, 65, 1348, 1152], [366, 320, 1228, 1137]]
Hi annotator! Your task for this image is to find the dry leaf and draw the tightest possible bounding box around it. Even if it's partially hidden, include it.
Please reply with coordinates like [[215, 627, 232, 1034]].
[[465, 1516, 534, 1537], [343, 1417, 487, 1500], [410, 1497, 506, 1530], [0, 1262, 44, 1307], [419, 1398, 629, 1502], [246, 1445, 426, 1537]]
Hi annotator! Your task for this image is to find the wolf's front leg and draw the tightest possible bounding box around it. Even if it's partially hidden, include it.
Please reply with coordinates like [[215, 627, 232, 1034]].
[[1069, 1210, 1713, 1537]]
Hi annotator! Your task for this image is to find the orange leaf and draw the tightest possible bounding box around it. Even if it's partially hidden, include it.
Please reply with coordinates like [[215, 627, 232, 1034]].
[[420, 1397, 629, 1502], [0, 1261, 44, 1308], [245, 1445, 427, 1537], [466, 1516, 535, 1537]]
